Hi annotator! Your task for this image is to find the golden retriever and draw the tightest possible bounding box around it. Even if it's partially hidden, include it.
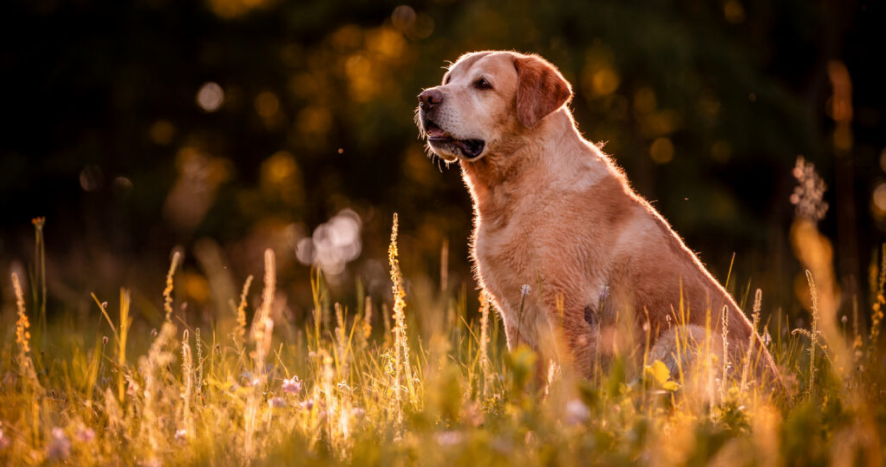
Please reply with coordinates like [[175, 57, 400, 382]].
[[416, 51, 781, 390]]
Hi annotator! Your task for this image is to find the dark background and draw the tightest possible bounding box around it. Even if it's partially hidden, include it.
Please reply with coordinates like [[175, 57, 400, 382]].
[[1, 0, 883, 324]]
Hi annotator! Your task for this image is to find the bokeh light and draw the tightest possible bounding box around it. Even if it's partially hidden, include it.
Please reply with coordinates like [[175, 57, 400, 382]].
[[297, 209, 362, 276], [196, 82, 225, 112], [254, 92, 280, 118], [650, 138, 674, 164]]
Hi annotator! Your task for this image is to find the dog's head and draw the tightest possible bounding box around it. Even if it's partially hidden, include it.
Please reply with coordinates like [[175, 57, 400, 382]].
[[416, 51, 572, 163]]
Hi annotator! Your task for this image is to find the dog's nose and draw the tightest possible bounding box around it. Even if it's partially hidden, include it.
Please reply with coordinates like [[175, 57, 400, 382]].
[[418, 89, 444, 109]]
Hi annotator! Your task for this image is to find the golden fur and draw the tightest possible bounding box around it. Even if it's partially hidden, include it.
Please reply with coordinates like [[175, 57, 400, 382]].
[[417, 51, 781, 387]]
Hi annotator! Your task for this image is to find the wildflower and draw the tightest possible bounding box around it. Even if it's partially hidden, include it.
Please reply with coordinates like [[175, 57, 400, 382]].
[[102, 336, 109, 346], [300, 399, 314, 410], [175, 429, 187, 442], [268, 397, 287, 408], [521, 284, 531, 297], [565, 399, 590, 425], [76, 426, 96, 443], [351, 407, 365, 418], [48, 427, 71, 460], [0, 427, 10, 450], [282, 376, 302, 394]]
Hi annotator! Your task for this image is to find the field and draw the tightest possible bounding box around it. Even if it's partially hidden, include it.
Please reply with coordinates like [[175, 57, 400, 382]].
[[1, 202, 885, 466], [2, 0, 884, 465]]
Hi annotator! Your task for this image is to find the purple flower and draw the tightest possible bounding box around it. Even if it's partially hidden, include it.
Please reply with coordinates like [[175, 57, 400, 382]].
[[282, 376, 303, 394], [300, 399, 314, 411]]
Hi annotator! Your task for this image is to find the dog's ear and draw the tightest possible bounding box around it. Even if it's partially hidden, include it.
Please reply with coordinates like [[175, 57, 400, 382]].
[[513, 55, 572, 128]]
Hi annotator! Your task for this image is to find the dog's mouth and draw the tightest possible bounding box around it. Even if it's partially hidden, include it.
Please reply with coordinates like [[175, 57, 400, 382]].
[[423, 121, 485, 160]]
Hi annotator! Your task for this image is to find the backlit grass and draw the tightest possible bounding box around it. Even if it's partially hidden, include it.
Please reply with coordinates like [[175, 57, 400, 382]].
[[1, 211, 885, 466]]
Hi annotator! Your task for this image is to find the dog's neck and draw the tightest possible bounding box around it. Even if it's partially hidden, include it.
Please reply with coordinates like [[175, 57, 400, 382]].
[[460, 109, 612, 222]]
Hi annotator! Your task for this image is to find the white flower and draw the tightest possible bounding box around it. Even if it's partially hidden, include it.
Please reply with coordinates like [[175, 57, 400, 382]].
[[175, 429, 187, 442], [521, 285, 531, 297]]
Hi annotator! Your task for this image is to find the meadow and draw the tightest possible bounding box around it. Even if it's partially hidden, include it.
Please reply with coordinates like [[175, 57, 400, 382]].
[[1, 178, 885, 466], [2, 0, 883, 464]]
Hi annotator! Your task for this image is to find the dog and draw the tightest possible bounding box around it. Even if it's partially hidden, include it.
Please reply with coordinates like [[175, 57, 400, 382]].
[[416, 51, 782, 390]]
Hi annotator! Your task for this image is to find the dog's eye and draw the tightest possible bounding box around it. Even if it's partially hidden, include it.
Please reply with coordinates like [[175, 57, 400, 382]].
[[474, 78, 492, 90], [444, 74, 451, 85]]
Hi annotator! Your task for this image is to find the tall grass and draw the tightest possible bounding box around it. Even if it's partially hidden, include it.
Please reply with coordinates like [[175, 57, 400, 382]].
[[1, 205, 885, 465]]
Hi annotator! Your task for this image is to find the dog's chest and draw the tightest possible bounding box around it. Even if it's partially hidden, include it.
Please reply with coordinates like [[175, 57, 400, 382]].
[[473, 220, 538, 309]]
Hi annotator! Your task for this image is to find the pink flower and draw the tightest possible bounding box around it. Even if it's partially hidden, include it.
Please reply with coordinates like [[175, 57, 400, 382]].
[[282, 376, 303, 394], [300, 399, 314, 410], [48, 427, 70, 460]]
